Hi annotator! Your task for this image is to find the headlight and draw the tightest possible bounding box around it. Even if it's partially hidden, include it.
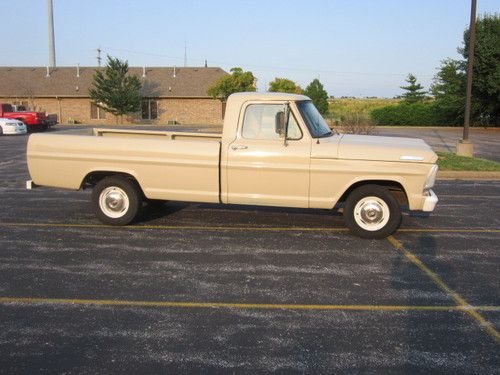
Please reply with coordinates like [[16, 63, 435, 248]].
[[424, 165, 438, 189]]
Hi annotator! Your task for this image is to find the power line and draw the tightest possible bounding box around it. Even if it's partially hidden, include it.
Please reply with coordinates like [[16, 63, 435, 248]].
[[101, 46, 435, 78]]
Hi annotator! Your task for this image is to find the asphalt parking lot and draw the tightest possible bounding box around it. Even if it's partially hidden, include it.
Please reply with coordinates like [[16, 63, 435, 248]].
[[377, 127, 500, 162], [0, 130, 498, 374]]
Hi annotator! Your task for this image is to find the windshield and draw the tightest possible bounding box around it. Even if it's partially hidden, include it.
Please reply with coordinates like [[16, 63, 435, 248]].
[[297, 101, 334, 138]]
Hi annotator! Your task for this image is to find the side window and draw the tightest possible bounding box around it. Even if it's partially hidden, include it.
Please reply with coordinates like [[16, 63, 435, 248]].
[[242, 104, 302, 140], [287, 114, 301, 140]]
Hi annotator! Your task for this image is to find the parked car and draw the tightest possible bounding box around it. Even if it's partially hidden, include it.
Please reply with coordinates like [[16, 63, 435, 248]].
[[0, 118, 27, 135], [26, 92, 438, 239], [0, 103, 48, 132]]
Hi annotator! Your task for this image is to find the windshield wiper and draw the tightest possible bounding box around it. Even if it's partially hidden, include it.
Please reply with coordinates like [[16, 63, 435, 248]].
[[317, 130, 333, 138]]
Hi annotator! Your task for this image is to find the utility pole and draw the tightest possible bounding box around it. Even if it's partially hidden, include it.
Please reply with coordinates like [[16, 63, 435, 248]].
[[97, 47, 102, 67], [47, 0, 56, 67], [457, 0, 476, 157]]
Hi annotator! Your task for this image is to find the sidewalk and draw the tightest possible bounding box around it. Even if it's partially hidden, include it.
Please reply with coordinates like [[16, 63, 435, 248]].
[[437, 170, 500, 180]]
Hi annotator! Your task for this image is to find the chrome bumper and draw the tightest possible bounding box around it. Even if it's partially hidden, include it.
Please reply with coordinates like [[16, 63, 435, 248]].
[[26, 180, 37, 190], [422, 189, 438, 212]]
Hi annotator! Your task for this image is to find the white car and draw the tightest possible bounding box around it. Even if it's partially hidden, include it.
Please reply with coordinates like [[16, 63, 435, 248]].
[[0, 118, 27, 135]]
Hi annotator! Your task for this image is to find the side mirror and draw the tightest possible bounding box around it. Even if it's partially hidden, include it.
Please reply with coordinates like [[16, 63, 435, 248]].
[[275, 103, 291, 145], [275, 111, 286, 136]]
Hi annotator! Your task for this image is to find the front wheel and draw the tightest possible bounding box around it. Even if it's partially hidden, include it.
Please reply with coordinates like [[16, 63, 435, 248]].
[[91, 176, 142, 225], [343, 185, 402, 239]]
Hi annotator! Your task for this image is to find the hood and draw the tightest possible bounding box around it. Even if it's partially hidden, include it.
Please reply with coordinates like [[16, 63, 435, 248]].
[[311, 134, 437, 164]]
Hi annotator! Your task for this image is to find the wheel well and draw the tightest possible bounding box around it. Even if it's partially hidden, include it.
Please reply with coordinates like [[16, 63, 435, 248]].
[[82, 171, 142, 192], [337, 180, 408, 207]]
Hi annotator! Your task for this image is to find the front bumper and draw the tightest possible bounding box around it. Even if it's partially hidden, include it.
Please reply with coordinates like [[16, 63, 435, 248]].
[[422, 189, 438, 212], [2, 126, 27, 135], [26, 180, 38, 190]]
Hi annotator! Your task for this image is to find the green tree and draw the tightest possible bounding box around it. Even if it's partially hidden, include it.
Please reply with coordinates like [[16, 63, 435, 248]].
[[461, 13, 500, 125], [432, 14, 500, 125], [89, 56, 142, 123], [431, 59, 467, 124], [207, 67, 256, 101], [268, 78, 303, 94], [303, 79, 329, 115], [400, 73, 427, 103]]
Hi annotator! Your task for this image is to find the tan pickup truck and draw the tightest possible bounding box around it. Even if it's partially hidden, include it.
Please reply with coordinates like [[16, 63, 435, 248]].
[[27, 92, 438, 238]]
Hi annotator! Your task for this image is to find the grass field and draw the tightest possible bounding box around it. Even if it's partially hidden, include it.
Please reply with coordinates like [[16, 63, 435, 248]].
[[328, 98, 399, 120], [436, 151, 500, 171]]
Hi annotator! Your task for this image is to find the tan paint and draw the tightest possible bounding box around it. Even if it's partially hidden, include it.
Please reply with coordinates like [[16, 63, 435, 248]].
[[27, 92, 438, 212]]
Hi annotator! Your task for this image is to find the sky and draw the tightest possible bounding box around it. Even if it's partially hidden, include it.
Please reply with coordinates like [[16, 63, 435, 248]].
[[1, 0, 499, 97]]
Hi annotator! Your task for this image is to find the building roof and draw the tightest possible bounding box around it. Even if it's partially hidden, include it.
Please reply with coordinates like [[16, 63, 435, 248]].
[[0, 66, 227, 98]]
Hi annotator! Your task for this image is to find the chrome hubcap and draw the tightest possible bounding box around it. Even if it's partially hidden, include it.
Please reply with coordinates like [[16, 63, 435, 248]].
[[99, 187, 129, 218], [354, 196, 390, 231], [360, 202, 383, 223]]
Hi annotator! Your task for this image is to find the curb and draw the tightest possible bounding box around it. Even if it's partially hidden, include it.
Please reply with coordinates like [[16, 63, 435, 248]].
[[437, 171, 500, 180], [375, 126, 500, 130]]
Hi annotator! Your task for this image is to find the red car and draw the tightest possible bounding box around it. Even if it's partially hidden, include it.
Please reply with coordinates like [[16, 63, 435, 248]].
[[0, 103, 49, 131]]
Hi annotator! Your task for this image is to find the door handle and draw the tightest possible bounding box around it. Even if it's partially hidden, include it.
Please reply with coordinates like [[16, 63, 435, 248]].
[[231, 145, 248, 150]]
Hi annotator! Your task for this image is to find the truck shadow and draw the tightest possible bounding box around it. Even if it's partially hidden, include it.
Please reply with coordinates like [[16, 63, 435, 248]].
[[137, 201, 343, 227], [199, 202, 341, 216], [138, 201, 188, 222]]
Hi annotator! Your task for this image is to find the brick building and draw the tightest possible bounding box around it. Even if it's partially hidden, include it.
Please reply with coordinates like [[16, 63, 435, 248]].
[[0, 66, 227, 125]]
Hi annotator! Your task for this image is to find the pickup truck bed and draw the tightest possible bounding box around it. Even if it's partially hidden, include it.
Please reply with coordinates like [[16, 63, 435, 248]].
[[28, 129, 223, 203], [93, 128, 221, 141]]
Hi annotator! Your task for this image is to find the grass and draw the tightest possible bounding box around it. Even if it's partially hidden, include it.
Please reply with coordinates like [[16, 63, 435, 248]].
[[328, 98, 399, 120], [436, 151, 500, 171]]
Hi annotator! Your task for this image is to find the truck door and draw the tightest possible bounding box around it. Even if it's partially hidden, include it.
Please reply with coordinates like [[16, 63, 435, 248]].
[[226, 102, 311, 208]]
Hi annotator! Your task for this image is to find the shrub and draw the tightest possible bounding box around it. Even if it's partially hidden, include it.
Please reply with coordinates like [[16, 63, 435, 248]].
[[334, 114, 377, 135], [329, 98, 399, 120], [370, 102, 460, 126]]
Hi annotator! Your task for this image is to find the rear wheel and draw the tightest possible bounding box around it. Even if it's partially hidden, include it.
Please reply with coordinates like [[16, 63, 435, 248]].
[[343, 184, 402, 239], [91, 176, 142, 225]]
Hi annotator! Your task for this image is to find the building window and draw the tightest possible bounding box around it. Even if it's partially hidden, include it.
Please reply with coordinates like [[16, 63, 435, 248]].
[[142, 99, 158, 120], [90, 103, 106, 119]]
